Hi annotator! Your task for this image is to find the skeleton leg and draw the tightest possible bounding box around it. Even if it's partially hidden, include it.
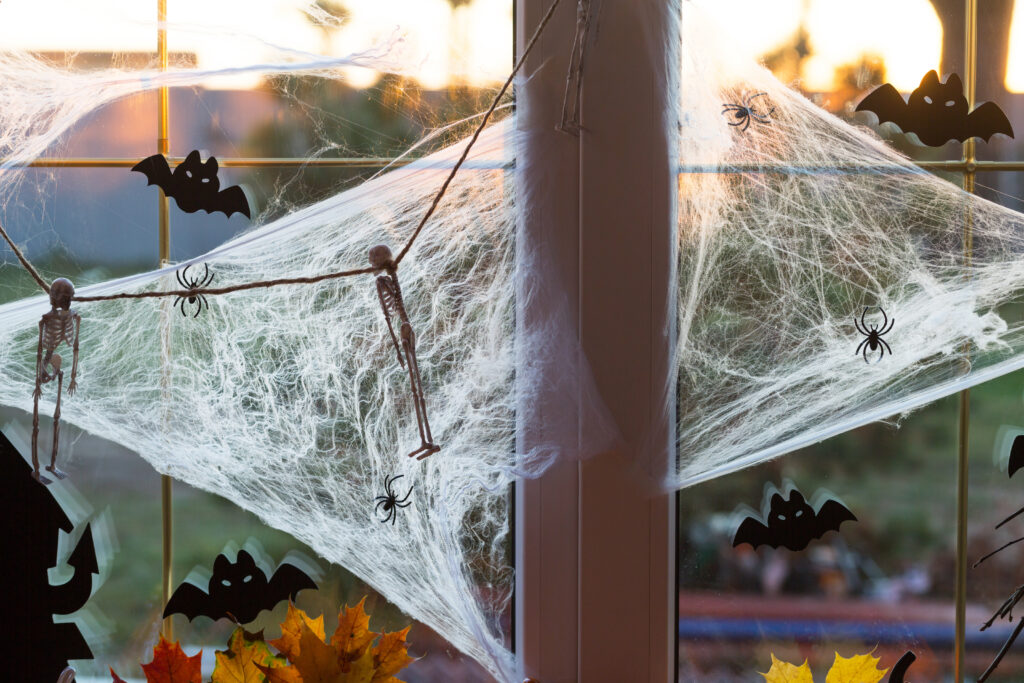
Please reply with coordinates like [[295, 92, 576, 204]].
[[31, 379, 49, 484], [46, 369, 67, 479], [401, 324, 440, 460]]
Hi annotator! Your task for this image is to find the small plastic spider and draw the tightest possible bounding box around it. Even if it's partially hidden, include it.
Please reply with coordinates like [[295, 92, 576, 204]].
[[375, 474, 413, 525], [854, 306, 894, 363], [173, 263, 214, 318], [721, 92, 775, 132]]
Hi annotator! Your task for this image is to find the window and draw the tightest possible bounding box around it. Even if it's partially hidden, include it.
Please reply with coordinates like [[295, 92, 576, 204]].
[[0, 2, 511, 680], [677, 3, 1024, 681]]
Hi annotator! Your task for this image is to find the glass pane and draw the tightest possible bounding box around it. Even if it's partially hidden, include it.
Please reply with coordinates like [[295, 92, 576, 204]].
[[678, 405, 958, 681], [976, 0, 1020, 162], [965, 172, 1024, 682], [677, 4, 1024, 681]]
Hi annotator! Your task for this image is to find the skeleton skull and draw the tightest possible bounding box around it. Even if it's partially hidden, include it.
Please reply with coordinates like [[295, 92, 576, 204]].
[[49, 278, 74, 310], [368, 244, 394, 271]]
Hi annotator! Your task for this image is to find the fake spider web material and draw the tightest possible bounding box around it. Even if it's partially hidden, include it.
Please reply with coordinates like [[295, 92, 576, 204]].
[[674, 3, 1024, 487], [4, 2, 1024, 680]]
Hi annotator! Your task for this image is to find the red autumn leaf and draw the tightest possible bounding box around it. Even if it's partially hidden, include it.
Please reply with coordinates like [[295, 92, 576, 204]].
[[110, 667, 129, 682], [140, 635, 204, 683]]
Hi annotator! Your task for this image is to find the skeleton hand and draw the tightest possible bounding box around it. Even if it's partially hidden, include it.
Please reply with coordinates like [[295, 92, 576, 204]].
[[67, 380, 78, 397]]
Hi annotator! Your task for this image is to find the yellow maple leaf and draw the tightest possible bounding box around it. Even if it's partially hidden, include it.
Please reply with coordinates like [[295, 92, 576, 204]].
[[762, 653, 815, 683], [824, 651, 887, 683], [212, 628, 288, 683], [270, 603, 327, 662], [331, 597, 379, 666]]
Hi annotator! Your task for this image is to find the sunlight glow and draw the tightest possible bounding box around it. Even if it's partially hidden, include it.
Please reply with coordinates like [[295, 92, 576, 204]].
[[690, 0, 941, 93], [0, 0, 511, 90], [804, 0, 941, 91], [1007, 0, 1024, 92]]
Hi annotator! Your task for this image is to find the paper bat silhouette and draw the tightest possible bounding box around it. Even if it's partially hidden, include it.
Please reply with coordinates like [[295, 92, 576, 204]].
[[856, 71, 1013, 147], [163, 548, 316, 623], [888, 651, 915, 683], [731, 481, 857, 551], [132, 150, 251, 218], [1009, 434, 1024, 478]]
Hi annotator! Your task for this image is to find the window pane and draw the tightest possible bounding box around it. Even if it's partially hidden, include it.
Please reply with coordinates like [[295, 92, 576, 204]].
[[677, 4, 1020, 681], [678, 406, 958, 681], [0, 2, 512, 681]]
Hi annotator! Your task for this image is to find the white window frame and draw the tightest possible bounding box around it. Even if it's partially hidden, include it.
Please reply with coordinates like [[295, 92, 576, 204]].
[[515, 1, 678, 680]]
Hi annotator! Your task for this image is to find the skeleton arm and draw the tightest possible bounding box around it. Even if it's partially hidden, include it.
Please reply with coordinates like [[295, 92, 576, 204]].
[[376, 278, 406, 368], [33, 321, 43, 399], [68, 313, 81, 395]]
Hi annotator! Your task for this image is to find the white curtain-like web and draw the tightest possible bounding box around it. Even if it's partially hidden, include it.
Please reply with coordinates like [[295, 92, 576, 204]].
[[674, 5, 1024, 487]]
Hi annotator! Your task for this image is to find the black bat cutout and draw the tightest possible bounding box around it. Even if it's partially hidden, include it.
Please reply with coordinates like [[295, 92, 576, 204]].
[[856, 71, 1013, 147], [1009, 434, 1024, 478], [132, 150, 251, 218], [732, 481, 857, 551], [163, 548, 317, 623], [888, 651, 915, 683]]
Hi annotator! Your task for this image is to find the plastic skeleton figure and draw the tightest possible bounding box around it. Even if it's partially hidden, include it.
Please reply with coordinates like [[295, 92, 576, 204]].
[[369, 245, 440, 460], [32, 278, 80, 484]]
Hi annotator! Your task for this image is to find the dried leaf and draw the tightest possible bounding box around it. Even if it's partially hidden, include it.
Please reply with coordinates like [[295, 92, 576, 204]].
[[253, 663, 302, 683], [212, 627, 287, 683], [761, 653, 814, 683], [271, 603, 326, 662], [824, 652, 887, 683], [371, 627, 414, 682], [331, 597, 379, 666], [140, 636, 203, 683], [293, 620, 347, 682], [110, 668, 129, 682]]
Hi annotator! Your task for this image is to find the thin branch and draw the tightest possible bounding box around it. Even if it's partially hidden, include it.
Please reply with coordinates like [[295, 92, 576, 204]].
[[0, 219, 50, 293], [73, 266, 375, 303], [393, 0, 565, 266]]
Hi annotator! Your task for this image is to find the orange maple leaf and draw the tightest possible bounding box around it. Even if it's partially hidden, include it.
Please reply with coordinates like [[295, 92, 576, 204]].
[[294, 620, 348, 681], [110, 668, 129, 682], [140, 636, 203, 683], [270, 602, 327, 662], [254, 664, 303, 683], [331, 597, 379, 668], [371, 626, 415, 682], [213, 627, 289, 683]]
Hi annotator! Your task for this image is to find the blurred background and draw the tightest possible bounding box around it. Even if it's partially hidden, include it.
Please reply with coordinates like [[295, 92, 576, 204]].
[[4, 0, 1024, 681]]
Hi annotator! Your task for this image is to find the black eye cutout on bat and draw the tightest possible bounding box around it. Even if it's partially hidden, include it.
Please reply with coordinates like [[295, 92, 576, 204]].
[[731, 481, 857, 551], [856, 70, 1014, 147], [132, 150, 251, 218], [1008, 434, 1024, 478], [162, 547, 317, 624]]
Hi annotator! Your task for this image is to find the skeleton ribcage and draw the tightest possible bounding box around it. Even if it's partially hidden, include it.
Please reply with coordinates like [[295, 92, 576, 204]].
[[378, 276, 407, 323], [42, 315, 75, 351]]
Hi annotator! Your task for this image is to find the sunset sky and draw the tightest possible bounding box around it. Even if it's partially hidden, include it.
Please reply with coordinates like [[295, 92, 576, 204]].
[[0, 0, 1018, 92]]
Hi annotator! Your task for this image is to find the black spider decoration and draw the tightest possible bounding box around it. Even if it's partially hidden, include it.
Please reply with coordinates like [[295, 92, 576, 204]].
[[173, 263, 214, 318], [854, 306, 894, 363], [721, 92, 774, 132], [375, 474, 413, 525]]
